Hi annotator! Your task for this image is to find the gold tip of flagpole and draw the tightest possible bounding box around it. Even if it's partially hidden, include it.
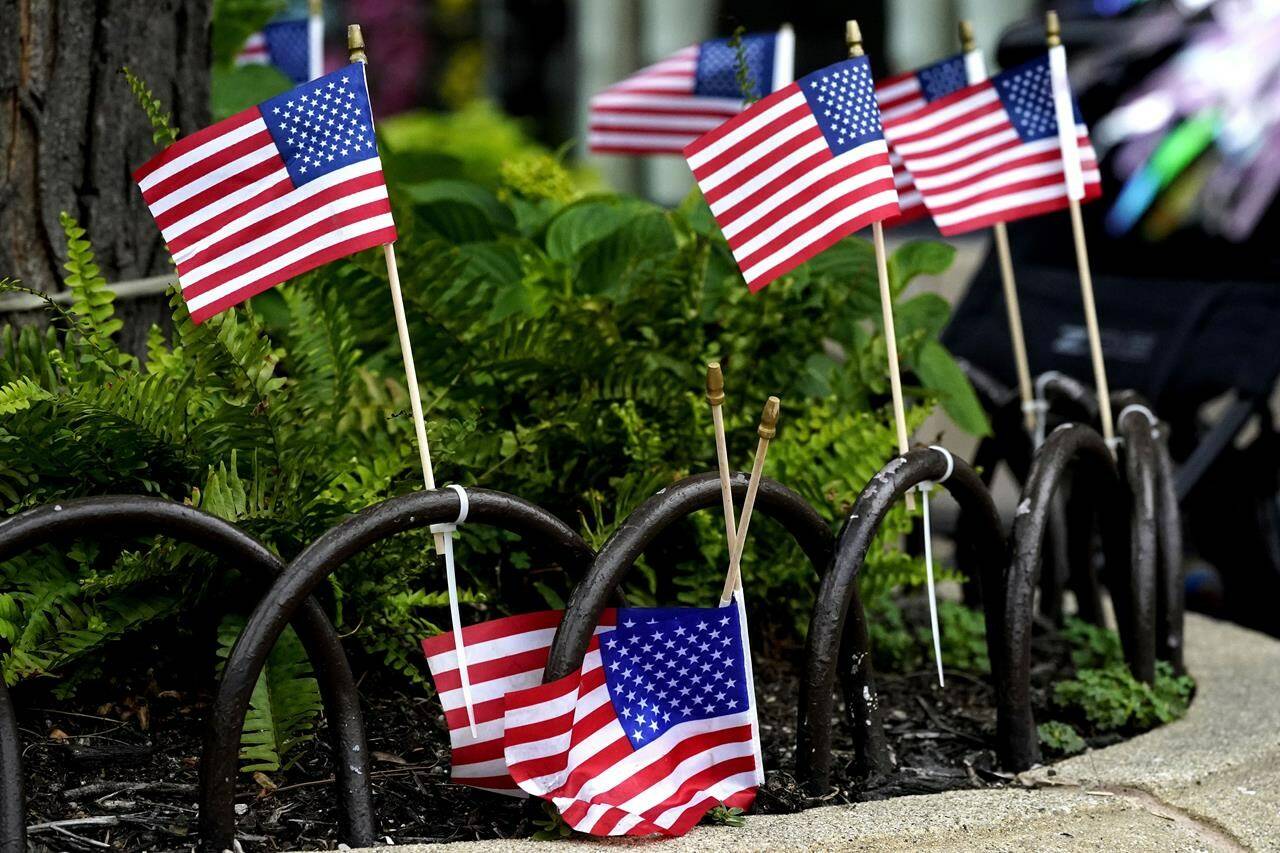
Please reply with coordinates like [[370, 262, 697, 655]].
[[1045, 10, 1062, 46], [758, 396, 780, 440], [347, 24, 367, 63], [706, 363, 725, 406], [959, 20, 976, 52], [309, 0, 322, 15], [845, 20, 864, 58]]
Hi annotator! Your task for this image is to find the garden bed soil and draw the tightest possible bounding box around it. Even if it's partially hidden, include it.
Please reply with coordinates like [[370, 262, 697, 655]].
[[20, 613, 1096, 852]]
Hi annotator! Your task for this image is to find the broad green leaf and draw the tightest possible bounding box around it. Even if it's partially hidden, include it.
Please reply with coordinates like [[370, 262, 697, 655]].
[[893, 293, 951, 343], [888, 241, 956, 295], [913, 340, 991, 437], [210, 64, 293, 122], [544, 200, 630, 262]]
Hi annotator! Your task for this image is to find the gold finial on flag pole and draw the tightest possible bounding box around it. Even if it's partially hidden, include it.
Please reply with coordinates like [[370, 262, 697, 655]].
[[959, 20, 976, 53], [1044, 9, 1115, 448], [346, 24, 366, 63], [845, 20, 864, 58], [846, 18, 917, 508]]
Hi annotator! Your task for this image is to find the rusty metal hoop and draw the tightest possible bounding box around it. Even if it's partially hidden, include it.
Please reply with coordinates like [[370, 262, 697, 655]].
[[0, 496, 376, 853], [199, 488, 594, 853], [1000, 424, 1131, 770], [797, 449, 1005, 794]]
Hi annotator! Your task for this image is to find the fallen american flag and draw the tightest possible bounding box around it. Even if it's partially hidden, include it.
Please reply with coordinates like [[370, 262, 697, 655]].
[[133, 62, 395, 323], [881, 53, 1101, 236], [423, 609, 618, 795], [588, 27, 793, 155], [423, 598, 762, 836], [685, 55, 899, 291], [874, 52, 976, 225]]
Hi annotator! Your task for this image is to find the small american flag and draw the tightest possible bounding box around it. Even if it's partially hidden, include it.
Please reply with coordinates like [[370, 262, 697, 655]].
[[588, 27, 793, 155], [133, 63, 395, 324], [881, 53, 1101, 236], [503, 599, 761, 836], [685, 56, 899, 291], [875, 53, 973, 225], [236, 19, 313, 85], [422, 609, 618, 795]]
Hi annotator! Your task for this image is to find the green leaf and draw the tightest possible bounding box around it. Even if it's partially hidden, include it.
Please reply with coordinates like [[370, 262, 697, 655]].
[[543, 198, 649, 263], [211, 0, 287, 68], [217, 615, 323, 773], [893, 293, 951, 344], [888, 240, 956, 296], [912, 340, 991, 437], [210, 64, 294, 122]]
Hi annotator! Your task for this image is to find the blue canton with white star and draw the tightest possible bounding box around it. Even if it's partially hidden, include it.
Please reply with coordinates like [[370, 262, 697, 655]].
[[260, 63, 380, 187], [694, 33, 777, 99], [261, 19, 311, 85], [993, 55, 1083, 143], [599, 605, 750, 750], [916, 54, 968, 102], [799, 57, 884, 155]]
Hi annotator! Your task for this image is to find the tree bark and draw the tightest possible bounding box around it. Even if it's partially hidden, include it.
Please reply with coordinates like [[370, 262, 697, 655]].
[[1, 0, 212, 295]]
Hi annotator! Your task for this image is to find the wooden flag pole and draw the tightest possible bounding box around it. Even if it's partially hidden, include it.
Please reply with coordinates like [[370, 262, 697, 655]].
[[719, 397, 779, 606], [706, 363, 742, 594], [849, 20, 915, 510], [1046, 11, 1115, 447], [348, 25, 447, 555], [959, 20, 1037, 434]]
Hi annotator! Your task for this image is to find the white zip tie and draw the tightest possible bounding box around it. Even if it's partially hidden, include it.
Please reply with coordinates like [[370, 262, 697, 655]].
[[1117, 403, 1159, 439], [916, 446, 953, 689], [431, 485, 477, 737]]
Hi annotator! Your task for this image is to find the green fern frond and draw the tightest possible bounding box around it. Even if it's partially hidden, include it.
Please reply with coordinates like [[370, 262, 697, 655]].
[[121, 66, 179, 147], [0, 377, 52, 415], [217, 614, 324, 773]]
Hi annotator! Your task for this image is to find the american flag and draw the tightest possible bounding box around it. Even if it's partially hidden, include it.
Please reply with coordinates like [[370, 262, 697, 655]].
[[502, 599, 761, 836], [881, 53, 1101, 236], [236, 20, 312, 84], [874, 53, 972, 225], [133, 63, 395, 324], [422, 609, 618, 795], [588, 27, 793, 155], [685, 56, 899, 292]]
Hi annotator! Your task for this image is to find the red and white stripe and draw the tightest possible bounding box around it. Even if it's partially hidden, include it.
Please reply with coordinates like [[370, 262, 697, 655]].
[[685, 83, 898, 291], [875, 71, 931, 225], [882, 82, 1101, 236], [502, 639, 756, 836], [133, 106, 395, 323], [422, 610, 617, 796], [236, 32, 270, 65], [588, 46, 742, 155]]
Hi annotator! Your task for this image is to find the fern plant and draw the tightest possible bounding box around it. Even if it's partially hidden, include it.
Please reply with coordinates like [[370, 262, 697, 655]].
[[217, 615, 324, 773], [0, 103, 991, 782]]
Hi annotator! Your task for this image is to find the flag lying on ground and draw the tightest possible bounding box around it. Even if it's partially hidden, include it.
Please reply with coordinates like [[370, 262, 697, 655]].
[[881, 53, 1101, 236], [422, 597, 762, 836], [589, 27, 794, 155], [422, 609, 618, 795], [685, 55, 899, 292], [503, 597, 762, 836], [874, 53, 974, 225], [133, 63, 396, 324]]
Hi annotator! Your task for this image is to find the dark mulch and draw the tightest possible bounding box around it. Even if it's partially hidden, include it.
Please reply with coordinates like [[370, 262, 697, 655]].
[[19, 610, 1097, 852]]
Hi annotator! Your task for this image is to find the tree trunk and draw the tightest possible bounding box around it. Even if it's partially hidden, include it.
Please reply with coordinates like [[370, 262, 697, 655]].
[[1, 0, 212, 347]]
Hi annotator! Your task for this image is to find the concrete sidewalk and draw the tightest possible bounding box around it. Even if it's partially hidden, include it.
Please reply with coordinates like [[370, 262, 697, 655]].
[[349, 614, 1280, 852]]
